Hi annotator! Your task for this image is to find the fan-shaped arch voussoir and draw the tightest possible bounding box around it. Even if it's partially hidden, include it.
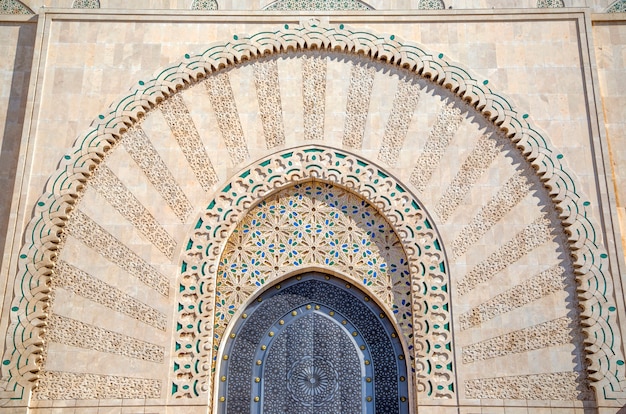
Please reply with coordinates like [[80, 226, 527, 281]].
[[3, 19, 624, 402]]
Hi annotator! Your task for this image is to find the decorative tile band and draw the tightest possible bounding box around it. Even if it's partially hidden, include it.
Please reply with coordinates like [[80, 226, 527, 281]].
[[459, 265, 565, 331], [122, 126, 194, 222], [90, 165, 176, 259], [53, 260, 166, 331], [67, 210, 169, 297], [462, 316, 571, 364], [159, 94, 218, 191]]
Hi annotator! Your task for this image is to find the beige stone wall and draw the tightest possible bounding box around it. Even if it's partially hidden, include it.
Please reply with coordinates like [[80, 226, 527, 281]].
[[0, 17, 36, 284], [594, 16, 626, 264]]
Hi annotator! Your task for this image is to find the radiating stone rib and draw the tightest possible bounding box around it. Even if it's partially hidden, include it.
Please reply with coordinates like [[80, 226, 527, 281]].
[[90, 165, 176, 259], [302, 55, 327, 141], [456, 216, 553, 296], [253, 59, 286, 149], [377, 78, 421, 166], [67, 210, 169, 296], [459, 265, 565, 331], [35, 372, 161, 399], [122, 126, 194, 222], [54, 260, 167, 331], [205, 72, 251, 161], [47, 314, 164, 363], [450, 172, 532, 258], [409, 103, 463, 192], [465, 372, 580, 400], [434, 134, 501, 223], [342, 62, 376, 149], [462, 316, 571, 364], [160, 94, 219, 191]]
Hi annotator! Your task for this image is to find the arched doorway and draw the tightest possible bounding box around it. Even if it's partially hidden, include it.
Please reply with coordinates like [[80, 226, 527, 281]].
[[216, 272, 410, 413]]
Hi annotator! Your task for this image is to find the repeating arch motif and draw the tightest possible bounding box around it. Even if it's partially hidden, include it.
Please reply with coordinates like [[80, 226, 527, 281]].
[[177, 147, 453, 400], [1, 20, 623, 402]]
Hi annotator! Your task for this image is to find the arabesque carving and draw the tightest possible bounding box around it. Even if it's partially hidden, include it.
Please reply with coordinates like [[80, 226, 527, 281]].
[[3, 21, 623, 403]]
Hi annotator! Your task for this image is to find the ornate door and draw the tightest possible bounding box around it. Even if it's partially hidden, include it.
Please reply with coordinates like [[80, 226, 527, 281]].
[[217, 273, 410, 413]]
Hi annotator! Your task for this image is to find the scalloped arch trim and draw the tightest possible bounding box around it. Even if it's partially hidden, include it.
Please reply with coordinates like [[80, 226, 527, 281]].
[[2, 20, 624, 401]]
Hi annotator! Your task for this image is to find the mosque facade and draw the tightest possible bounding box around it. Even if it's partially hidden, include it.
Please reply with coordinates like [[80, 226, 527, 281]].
[[0, 0, 625, 412]]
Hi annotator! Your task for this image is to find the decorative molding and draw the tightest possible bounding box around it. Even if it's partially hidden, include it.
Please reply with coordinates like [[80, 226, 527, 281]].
[[0, 0, 33, 14], [264, 0, 372, 10], [4, 21, 622, 401], [175, 147, 453, 400]]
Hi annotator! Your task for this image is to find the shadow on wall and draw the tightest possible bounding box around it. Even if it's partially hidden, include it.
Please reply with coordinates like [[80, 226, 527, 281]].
[[0, 21, 36, 264]]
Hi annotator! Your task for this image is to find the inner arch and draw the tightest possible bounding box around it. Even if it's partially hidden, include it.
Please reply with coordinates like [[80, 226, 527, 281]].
[[216, 272, 410, 413]]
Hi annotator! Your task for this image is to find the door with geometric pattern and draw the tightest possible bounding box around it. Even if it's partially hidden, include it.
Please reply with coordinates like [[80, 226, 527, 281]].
[[216, 273, 410, 413]]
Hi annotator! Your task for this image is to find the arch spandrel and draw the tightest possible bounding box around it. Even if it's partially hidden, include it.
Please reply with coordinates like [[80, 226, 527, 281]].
[[3, 20, 623, 409]]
